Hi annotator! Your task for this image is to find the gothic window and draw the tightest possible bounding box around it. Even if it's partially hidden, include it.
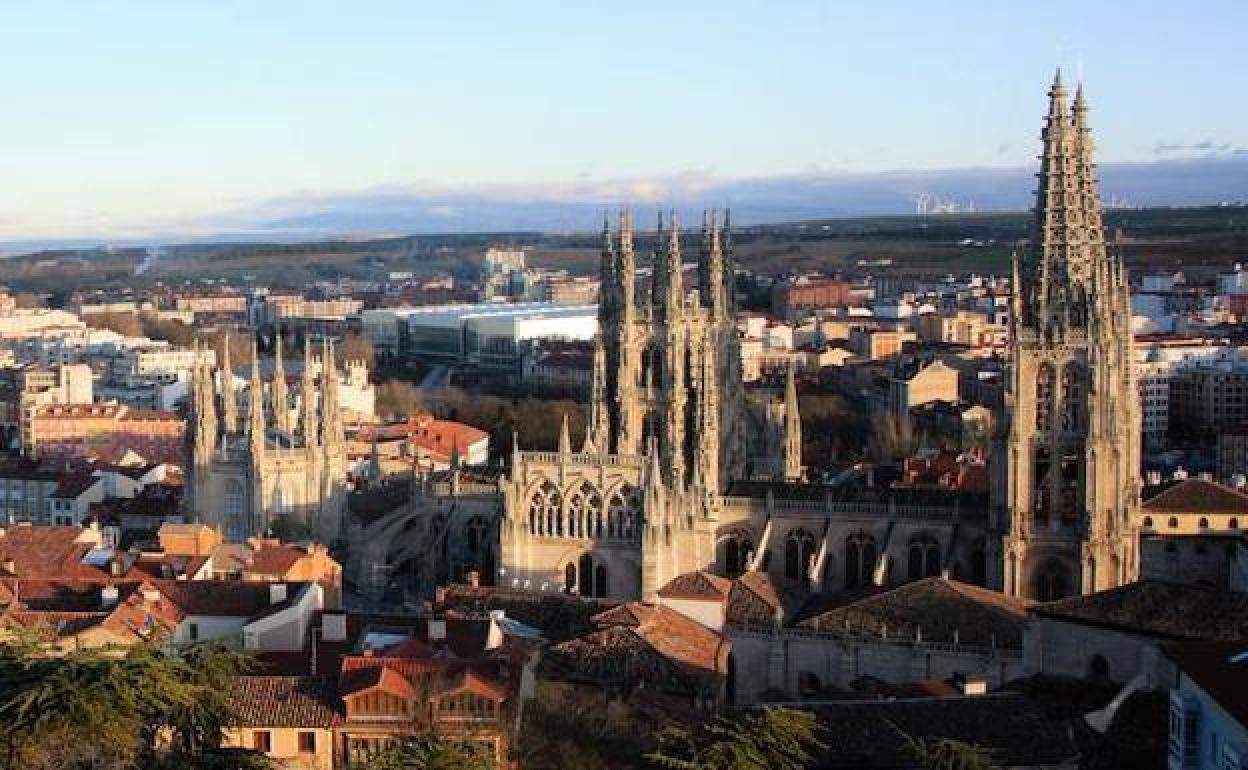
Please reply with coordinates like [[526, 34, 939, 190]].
[[575, 553, 608, 598], [1035, 559, 1069, 602], [527, 481, 560, 536], [784, 529, 817, 582], [224, 479, 247, 542], [1035, 363, 1054, 433], [907, 534, 941, 581], [566, 483, 598, 539], [1033, 449, 1051, 526], [606, 485, 640, 541], [722, 533, 754, 578], [1061, 364, 1084, 432], [845, 532, 878, 589]]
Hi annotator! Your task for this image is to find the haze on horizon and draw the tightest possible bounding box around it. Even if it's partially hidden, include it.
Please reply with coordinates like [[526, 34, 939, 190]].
[[0, 1, 1245, 240]]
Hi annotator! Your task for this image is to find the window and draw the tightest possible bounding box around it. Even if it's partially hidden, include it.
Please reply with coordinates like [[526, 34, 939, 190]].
[[253, 731, 272, 753], [785, 529, 816, 582], [188, 623, 199, 641], [298, 731, 316, 753]]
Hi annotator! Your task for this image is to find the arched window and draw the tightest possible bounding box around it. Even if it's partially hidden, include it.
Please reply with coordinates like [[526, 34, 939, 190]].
[[797, 672, 821, 698], [1199, 517, 1209, 529], [1168, 517, 1179, 529], [785, 529, 816, 582], [1035, 559, 1069, 602], [1142, 516, 1153, 529], [845, 532, 878, 589], [1035, 363, 1054, 433], [1061, 364, 1084, 432], [606, 485, 640, 541], [564, 562, 577, 593], [907, 534, 941, 581], [224, 479, 247, 542], [594, 564, 607, 598], [1231, 518, 1240, 530], [577, 553, 593, 597], [565, 482, 599, 539], [722, 533, 753, 578], [527, 481, 561, 536], [1088, 654, 1110, 680]]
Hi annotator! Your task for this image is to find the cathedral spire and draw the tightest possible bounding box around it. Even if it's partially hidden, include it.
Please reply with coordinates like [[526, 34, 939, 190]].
[[272, 331, 289, 438], [654, 209, 684, 323], [220, 333, 238, 434], [301, 336, 318, 448], [557, 412, 571, 455], [783, 362, 802, 481], [248, 339, 265, 457], [321, 338, 343, 453], [599, 210, 616, 325], [586, 336, 607, 453], [617, 208, 636, 321]]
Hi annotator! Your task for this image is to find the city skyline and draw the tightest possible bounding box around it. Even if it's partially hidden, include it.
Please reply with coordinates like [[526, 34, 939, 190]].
[[1, 1, 1245, 239]]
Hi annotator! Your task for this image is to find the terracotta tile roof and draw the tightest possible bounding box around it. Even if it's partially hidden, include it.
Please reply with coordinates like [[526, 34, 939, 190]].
[[228, 676, 339, 728], [797, 577, 1030, 649], [245, 544, 304, 577], [154, 580, 311, 618], [340, 663, 419, 699], [726, 570, 804, 626], [1164, 642, 1248, 728], [1035, 581, 1248, 642], [1142, 478, 1248, 514], [542, 602, 730, 696], [0, 526, 101, 579], [433, 669, 508, 702], [657, 570, 734, 601]]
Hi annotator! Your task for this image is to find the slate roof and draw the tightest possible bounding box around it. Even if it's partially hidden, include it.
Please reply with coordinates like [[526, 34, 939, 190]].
[[797, 577, 1030, 649], [228, 676, 339, 728], [1034, 580, 1248, 642], [1142, 478, 1248, 514]]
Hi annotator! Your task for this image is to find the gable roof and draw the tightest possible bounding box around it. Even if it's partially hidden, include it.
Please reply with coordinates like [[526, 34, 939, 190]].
[[1142, 478, 1248, 514], [657, 571, 733, 601], [797, 577, 1030, 649], [229, 676, 339, 728], [1035, 581, 1248, 642]]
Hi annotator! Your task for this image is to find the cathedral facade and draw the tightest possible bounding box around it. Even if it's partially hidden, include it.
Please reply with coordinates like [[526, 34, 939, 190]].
[[188, 335, 351, 543]]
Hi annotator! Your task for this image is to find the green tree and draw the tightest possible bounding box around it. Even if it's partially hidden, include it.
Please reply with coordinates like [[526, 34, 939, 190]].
[[646, 708, 823, 770], [0, 637, 260, 770], [346, 736, 494, 770]]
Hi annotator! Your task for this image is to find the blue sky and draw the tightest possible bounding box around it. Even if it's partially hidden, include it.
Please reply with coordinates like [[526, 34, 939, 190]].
[[0, 1, 1244, 237]]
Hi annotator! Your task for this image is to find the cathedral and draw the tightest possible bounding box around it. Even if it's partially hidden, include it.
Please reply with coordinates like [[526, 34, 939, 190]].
[[188, 335, 351, 543], [349, 73, 1142, 604]]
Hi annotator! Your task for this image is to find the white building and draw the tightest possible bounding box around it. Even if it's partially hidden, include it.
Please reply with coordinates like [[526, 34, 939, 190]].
[[1165, 643, 1248, 770]]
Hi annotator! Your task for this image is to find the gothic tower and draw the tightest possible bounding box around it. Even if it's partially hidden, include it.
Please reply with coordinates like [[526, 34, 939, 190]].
[[996, 72, 1140, 600]]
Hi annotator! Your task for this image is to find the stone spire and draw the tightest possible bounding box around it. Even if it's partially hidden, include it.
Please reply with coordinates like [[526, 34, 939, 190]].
[[220, 333, 238, 434], [557, 412, 571, 455], [321, 338, 344, 453], [654, 210, 684, 323], [598, 211, 616, 326], [586, 335, 607, 454], [783, 362, 802, 481], [700, 209, 727, 318], [248, 339, 266, 459], [617, 209, 636, 320], [271, 331, 289, 437], [301, 337, 319, 449]]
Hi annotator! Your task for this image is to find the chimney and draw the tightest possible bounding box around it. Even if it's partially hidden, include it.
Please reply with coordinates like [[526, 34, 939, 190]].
[[466, 570, 480, 588], [109, 558, 124, 578], [269, 583, 287, 605], [428, 618, 447, 642], [100, 585, 120, 608], [321, 612, 347, 642], [1, 558, 14, 576], [141, 585, 161, 603], [486, 609, 506, 651]]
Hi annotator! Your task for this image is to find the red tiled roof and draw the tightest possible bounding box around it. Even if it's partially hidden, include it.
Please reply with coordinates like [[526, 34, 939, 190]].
[[657, 570, 734, 601], [1142, 478, 1248, 514], [245, 544, 304, 577], [0, 526, 101, 579], [228, 676, 339, 728]]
